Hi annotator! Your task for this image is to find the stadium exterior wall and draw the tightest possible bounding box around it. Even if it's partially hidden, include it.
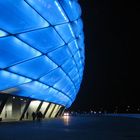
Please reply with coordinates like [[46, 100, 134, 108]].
[[0, 0, 84, 121]]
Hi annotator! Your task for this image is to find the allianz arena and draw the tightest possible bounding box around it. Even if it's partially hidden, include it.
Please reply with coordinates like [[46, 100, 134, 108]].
[[0, 0, 84, 121]]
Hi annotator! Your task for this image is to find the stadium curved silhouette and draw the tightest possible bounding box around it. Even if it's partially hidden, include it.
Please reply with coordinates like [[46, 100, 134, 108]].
[[0, 0, 84, 121]]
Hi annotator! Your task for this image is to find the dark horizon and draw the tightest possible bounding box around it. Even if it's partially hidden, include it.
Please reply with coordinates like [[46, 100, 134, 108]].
[[69, 0, 139, 112]]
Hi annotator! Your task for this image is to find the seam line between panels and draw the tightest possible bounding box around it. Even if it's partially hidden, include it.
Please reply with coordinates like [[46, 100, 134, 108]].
[[3, 55, 42, 70], [46, 55, 77, 91], [24, 0, 50, 26], [57, 1, 84, 66], [24, 0, 68, 27], [2, 70, 73, 102], [4, 36, 75, 89], [23, 0, 82, 85], [4, 35, 77, 92], [0, 1, 83, 99], [51, 28, 82, 90], [3, 35, 81, 90], [51, 21, 82, 80], [15, 36, 66, 56]]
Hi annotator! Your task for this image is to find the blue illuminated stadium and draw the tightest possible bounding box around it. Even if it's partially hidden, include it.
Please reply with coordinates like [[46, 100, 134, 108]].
[[0, 0, 85, 109]]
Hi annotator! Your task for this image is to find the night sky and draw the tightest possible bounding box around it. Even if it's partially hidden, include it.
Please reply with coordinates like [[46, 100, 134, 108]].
[[69, 0, 139, 113]]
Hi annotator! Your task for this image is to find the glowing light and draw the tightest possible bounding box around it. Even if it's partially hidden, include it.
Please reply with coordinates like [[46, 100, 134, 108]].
[[0, 30, 8, 37], [64, 112, 69, 116], [63, 112, 70, 125], [0, 0, 84, 108], [54, 1, 68, 21]]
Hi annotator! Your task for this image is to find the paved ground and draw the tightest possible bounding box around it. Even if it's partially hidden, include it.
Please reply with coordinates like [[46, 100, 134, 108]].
[[0, 115, 140, 140], [107, 114, 140, 119]]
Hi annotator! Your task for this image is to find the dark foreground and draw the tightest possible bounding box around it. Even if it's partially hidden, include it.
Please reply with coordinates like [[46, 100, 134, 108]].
[[0, 116, 140, 140]]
